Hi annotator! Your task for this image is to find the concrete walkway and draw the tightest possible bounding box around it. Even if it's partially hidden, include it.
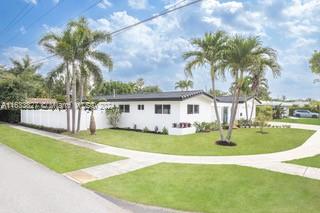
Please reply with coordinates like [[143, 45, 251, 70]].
[[65, 159, 159, 184], [9, 123, 320, 181]]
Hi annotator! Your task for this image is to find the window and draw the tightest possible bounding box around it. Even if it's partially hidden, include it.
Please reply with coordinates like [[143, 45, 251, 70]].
[[119, 104, 130, 113], [187, 105, 193, 114], [155, 104, 171, 114], [138, 104, 144, 110], [155, 105, 162, 114], [194, 105, 199, 114], [163, 105, 171, 114], [187, 104, 199, 114]]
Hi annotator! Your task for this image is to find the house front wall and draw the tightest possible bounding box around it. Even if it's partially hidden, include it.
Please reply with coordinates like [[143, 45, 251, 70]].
[[216, 99, 258, 123], [109, 100, 181, 131], [179, 95, 215, 124]]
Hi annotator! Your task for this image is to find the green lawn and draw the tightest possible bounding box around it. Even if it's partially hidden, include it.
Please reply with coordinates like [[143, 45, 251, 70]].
[[85, 163, 320, 213], [0, 124, 123, 173], [70, 128, 314, 156], [274, 118, 320, 125], [288, 155, 320, 168]]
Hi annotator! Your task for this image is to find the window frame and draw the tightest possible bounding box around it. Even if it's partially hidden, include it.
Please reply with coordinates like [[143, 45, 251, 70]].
[[155, 104, 171, 114], [187, 104, 199, 114], [119, 104, 130, 113], [138, 104, 144, 110]]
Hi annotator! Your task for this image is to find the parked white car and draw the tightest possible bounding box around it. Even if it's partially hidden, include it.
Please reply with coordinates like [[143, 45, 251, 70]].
[[293, 110, 319, 118]]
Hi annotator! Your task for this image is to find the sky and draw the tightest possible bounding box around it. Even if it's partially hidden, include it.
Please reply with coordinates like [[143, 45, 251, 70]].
[[0, 0, 319, 99]]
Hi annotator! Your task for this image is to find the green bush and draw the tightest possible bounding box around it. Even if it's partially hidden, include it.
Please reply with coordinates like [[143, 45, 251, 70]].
[[162, 127, 168, 135], [0, 110, 20, 123], [20, 123, 66, 133], [255, 106, 273, 133], [194, 122, 219, 132]]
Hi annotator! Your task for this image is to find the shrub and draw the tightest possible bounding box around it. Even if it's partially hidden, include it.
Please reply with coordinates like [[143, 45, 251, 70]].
[[194, 121, 219, 132], [106, 106, 121, 128], [255, 106, 273, 133], [143, 127, 149, 132], [162, 127, 168, 135], [20, 123, 66, 133], [238, 119, 251, 128]]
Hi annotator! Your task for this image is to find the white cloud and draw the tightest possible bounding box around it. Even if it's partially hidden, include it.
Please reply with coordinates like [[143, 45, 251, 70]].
[[201, 0, 243, 14], [19, 26, 26, 34], [98, 0, 112, 9], [283, 0, 320, 18], [202, 16, 222, 27], [128, 0, 148, 9], [24, 0, 37, 4]]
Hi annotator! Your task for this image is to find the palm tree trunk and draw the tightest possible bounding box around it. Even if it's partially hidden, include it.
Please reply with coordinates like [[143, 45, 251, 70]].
[[249, 94, 256, 122], [211, 74, 225, 141], [71, 62, 77, 134], [66, 63, 71, 132], [226, 71, 243, 142], [77, 76, 84, 132], [244, 94, 249, 121]]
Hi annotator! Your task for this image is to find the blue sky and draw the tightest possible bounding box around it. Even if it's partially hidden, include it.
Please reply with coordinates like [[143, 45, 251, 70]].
[[0, 0, 319, 99]]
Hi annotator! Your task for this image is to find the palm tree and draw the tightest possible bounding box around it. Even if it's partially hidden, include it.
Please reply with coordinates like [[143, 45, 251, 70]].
[[175, 80, 193, 91], [183, 31, 228, 142], [68, 17, 113, 132], [248, 57, 280, 121], [223, 35, 279, 142], [39, 29, 75, 132]]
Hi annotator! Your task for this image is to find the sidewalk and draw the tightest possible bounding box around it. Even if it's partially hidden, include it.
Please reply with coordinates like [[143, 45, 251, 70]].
[[9, 123, 320, 181]]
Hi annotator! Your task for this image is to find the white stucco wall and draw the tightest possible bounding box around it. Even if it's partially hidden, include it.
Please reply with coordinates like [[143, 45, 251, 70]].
[[20, 96, 258, 134], [20, 109, 110, 131]]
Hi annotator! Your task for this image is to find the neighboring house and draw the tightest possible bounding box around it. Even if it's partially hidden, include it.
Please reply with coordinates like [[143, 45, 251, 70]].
[[21, 90, 259, 135], [258, 100, 310, 117]]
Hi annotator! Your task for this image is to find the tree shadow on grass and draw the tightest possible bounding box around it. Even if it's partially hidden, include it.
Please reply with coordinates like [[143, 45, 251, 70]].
[[256, 131, 269, 135]]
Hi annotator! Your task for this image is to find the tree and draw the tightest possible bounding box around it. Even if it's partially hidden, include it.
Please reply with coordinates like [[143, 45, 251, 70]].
[[141, 85, 161, 93], [256, 106, 272, 133], [175, 80, 193, 91], [223, 35, 279, 143], [248, 56, 280, 121], [106, 106, 121, 128], [39, 28, 75, 132], [68, 17, 113, 132], [310, 50, 320, 83], [183, 31, 228, 142]]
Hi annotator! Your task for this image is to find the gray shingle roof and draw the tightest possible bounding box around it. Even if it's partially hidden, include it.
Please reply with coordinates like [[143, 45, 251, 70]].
[[96, 90, 213, 102], [216, 96, 260, 103], [95, 91, 260, 103]]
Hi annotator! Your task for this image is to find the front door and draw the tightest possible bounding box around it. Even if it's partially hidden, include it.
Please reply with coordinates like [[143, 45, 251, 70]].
[[222, 107, 228, 124]]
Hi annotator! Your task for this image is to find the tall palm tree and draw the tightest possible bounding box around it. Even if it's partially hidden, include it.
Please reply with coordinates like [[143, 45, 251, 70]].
[[183, 31, 228, 142], [223, 35, 279, 142], [39, 29, 75, 132], [175, 80, 193, 91], [248, 57, 280, 121], [68, 17, 113, 132]]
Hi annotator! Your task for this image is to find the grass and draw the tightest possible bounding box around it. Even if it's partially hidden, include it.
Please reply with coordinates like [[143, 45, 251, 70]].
[[70, 128, 314, 156], [0, 124, 123, 173], [85, 163, 320, 213], [274, 118, 320, 125], [288, 155, 320, 168]]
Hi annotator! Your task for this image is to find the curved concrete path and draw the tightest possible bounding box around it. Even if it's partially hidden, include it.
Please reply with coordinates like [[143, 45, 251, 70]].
[[9, 123, 320, 181]]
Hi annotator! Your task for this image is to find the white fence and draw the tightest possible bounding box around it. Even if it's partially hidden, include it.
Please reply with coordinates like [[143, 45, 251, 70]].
[[21, 109, 111, 131]]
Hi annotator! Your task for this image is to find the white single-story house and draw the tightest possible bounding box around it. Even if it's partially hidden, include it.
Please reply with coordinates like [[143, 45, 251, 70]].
[[20, 90, 260, 135], [97, 90, 260, 135]]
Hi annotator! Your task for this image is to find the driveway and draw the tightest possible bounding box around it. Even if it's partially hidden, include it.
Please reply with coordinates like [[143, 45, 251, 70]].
[[0, 144, 129, 213]]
